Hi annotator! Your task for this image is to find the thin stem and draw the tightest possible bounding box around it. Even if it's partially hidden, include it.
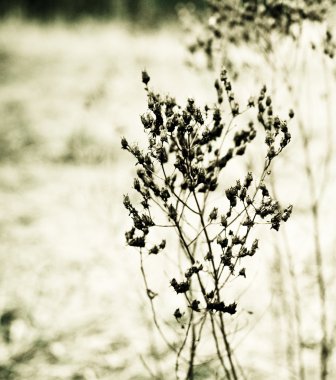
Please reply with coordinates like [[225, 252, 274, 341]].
[[300, 120, 329, 380], [209, 312, 232, 380], [186, 313, 196, 380], [192, 190, 238, 380], [176, 313, 193, 380], [139, 250, 177, 353], [140, 355, 158, 379], [270, 176, 305, 380]]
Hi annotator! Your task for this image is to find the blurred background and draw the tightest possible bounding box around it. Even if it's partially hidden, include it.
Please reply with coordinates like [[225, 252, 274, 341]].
[[0, 2, 212, 380], [1, 1, 336, 379], [0, 0, 204, 21]]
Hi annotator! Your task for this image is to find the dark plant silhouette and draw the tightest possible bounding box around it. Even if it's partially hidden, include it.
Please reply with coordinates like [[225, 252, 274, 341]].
[[122, 68, 292, 378]]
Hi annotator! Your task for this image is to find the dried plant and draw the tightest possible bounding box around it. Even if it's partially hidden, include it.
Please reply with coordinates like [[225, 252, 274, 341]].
[[122, 68, 292, 378]]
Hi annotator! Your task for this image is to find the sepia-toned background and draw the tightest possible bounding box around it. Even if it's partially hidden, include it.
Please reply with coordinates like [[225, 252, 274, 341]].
[[0, 1, 336, 379]]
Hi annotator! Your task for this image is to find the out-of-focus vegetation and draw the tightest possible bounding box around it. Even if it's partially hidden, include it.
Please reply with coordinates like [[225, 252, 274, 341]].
[[0, 18, 215, 379], [0, 0, 204, 21], [0, 1, 336, 378], [180, 2, 336, 379], [0, 100, 39, 162]]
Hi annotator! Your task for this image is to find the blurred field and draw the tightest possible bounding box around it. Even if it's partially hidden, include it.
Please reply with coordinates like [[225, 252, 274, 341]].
[[0, 17, 217, 380], [0, 16, 335, 380]]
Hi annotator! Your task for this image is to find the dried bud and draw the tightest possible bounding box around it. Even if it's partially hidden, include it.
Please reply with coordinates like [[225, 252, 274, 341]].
[[170, 278, 189, 294], [168, 204, 177, 221], [174, 308, 183, 319], [247, 97, 255, 107], [236, 145, 246, 155], [149, 245, 159, 255], [203, 292, 212, 303], [220, 69, 227, 82], [123, 194, 131, 208], [209, 207, 218, 221], [239, 268, 246, 278], [260, 184, 269, 197], [146, 289, 158, 299], [205, 252, 213, 261], [244, 172, 253, 188], [142, 70, 150, 86], [121, 137, 129, 150], [190, 299, 201, 312], [217, 236, 228, 248], [282, 205, 293, 222], [134, 178, 141, 192], [252, 239, 259, 250], [128, 235, 145, 248], [221, 215, 227, 227]]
